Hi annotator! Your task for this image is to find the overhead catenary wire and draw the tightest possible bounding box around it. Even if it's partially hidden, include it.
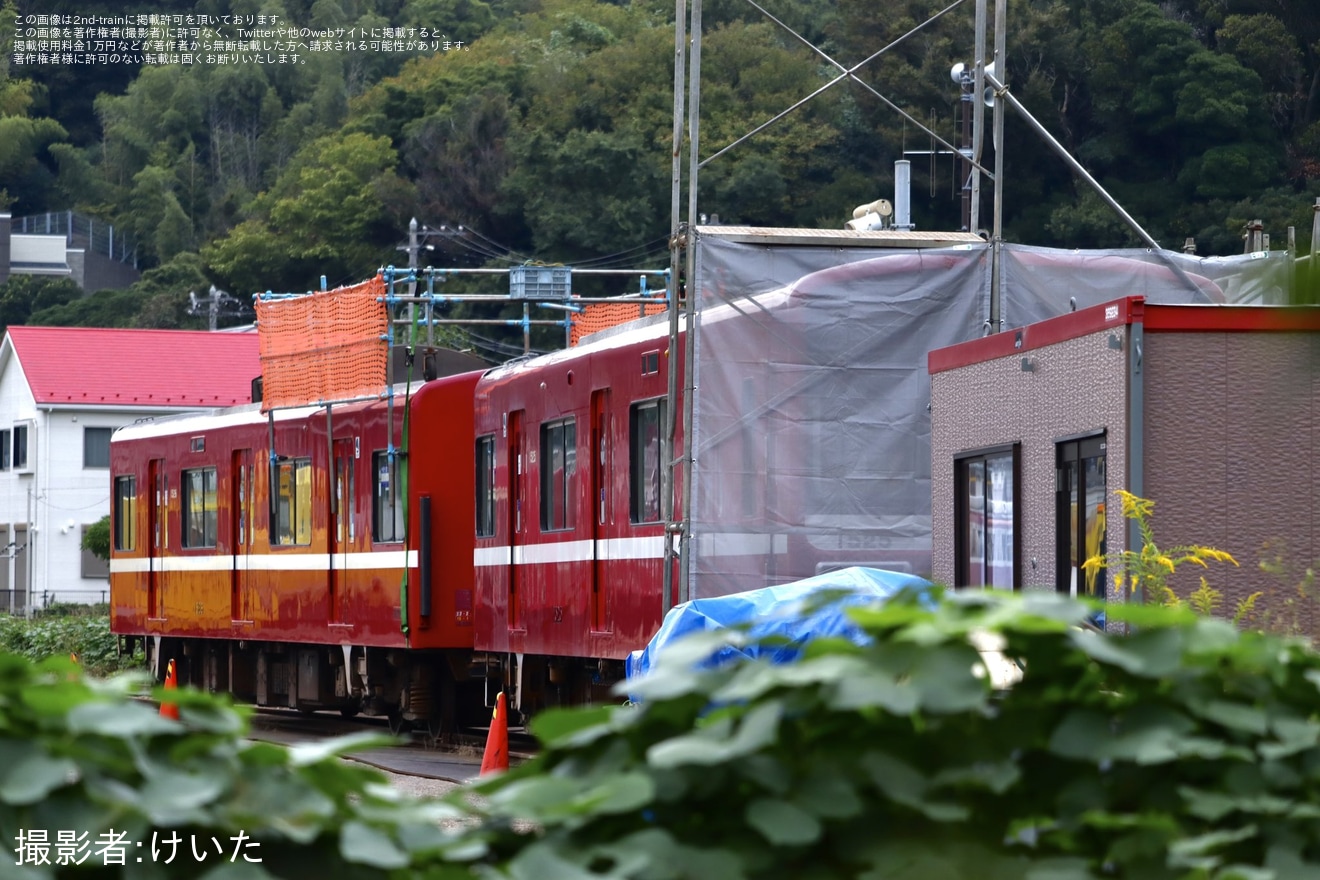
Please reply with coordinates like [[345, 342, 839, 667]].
[[573, 236, 673, 268]]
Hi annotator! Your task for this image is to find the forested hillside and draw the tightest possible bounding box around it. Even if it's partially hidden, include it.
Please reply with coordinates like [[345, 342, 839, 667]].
[[2, 0, 1319, 335]]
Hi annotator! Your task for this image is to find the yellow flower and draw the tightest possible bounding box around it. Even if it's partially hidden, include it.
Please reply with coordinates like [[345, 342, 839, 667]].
[[1194, 546, 1239, 567], [1116, 489, 1154, 519]]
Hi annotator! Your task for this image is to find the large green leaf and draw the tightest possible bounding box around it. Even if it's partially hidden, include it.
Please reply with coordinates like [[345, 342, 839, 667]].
[[287, 732, 396, 766], [530, 705, 615, 746], [340, 819, 409, 869], [1067, 627, 1184, 678], [0, 751, 78, 804], [65, 701, 180, 737], [646, 701, 782, 768], [745, 798, 822, 846]]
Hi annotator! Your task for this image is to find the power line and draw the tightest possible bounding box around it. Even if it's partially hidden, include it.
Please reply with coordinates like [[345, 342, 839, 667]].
[[573, 236, 672, 268]]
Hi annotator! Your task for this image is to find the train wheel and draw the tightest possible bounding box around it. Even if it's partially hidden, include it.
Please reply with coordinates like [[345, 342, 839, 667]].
[[387, 710, 410, 736]]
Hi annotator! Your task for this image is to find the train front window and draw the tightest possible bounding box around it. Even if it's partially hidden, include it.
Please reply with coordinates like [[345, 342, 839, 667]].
[[476, 436, 495, 537], [182, 467, 218, 548], [630, 400, 666, 524], [113, 475, 136, 551], [275, 459, 312, 546], [540, 419, 576, 532], [372, 451, 404, 543]]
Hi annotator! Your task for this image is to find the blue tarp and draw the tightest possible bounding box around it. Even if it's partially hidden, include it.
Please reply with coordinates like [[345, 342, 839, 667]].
[[625, 567, 936, 681]]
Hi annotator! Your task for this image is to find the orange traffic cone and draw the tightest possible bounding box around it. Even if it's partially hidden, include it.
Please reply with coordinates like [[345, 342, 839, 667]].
[[159, 659, 180, 720], [479, 691, 509, 775]]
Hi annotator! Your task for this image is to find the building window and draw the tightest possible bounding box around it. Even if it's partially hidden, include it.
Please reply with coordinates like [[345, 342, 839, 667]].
[[274, 459, 312, 546], [0, 430, 9, 469], [114, 475, 136, 551], [955, 445, 1019, 589], [476, 436, 495, 537], [12, 425, 28, 470], [540, 419, 576, 532], [182, 467, 218, 548], [80, 525, 110, 579], [372, 452, 404, 543], [84, 427, 112, 468], [630, 399, 666, 524], [1057, 434, 1107, 600]]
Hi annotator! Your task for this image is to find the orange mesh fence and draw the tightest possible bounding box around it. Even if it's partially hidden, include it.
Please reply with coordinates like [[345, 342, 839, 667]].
[[255, 275, 389, 411], [570, 301, 668, 346]]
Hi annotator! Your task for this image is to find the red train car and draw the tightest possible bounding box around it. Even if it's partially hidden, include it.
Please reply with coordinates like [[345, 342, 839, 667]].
[[109, 317, 685, 725], [471, 318, 683, 712]]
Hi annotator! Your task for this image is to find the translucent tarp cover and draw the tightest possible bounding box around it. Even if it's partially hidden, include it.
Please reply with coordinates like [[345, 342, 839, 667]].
[[688, 232, 1290, 599], [625, 566, 933, 681]]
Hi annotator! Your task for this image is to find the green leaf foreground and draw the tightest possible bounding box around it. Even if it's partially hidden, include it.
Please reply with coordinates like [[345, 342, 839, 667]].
[[464, 591, 1320, 879], [7, 592, 1320, 877]]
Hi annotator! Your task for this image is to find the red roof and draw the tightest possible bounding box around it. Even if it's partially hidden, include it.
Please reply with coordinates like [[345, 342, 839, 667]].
[[928, 297, 1320, 374], [5, 326, 261, 407]]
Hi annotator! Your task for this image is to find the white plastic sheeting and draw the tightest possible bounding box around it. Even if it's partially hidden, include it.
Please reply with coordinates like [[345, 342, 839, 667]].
[[686, 231, 1289, 599]]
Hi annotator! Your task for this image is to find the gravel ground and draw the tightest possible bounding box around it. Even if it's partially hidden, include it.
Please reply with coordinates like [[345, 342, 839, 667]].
[[371, 767, 465, 800]]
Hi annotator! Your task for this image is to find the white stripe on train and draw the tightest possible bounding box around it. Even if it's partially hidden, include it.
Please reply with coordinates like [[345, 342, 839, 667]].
[[110, 550, 418, 574], [109, 533, 791, 574]]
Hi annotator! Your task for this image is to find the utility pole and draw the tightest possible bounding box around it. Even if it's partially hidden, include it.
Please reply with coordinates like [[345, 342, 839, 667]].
[[397, 218, 456, 293], [188, 286, 249, 330], [403, 217, 420, 297]]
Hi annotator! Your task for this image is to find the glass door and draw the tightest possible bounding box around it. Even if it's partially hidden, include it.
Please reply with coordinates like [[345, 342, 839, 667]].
[[1056, 435, 1107, 600]]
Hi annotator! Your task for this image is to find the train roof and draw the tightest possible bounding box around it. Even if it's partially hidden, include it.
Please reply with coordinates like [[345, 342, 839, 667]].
[[111, 379, 441, 442], [481, 311, 687, 383], [693, 225, 987, 249]]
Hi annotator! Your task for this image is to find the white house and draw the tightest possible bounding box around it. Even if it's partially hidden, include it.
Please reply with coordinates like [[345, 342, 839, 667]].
[[0, 326, 260, 611]]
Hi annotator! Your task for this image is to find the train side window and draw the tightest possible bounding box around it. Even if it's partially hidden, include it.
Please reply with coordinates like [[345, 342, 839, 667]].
[[275, 459, 312, 546], [476, 436, 495, 537], [372, 451, 404, 543], [540, 419, 576, 532], [113, 475, 137, 551], [182, 467, 218, 548], [630, 399, 666, 524]]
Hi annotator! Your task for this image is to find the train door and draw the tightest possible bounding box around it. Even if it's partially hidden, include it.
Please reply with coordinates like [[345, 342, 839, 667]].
[[590, 390, 611, 631], [148, 458, 167, 619], [231, 449, 252, 621], [508, 410, 524, 630], [330, 438, 354, 623]]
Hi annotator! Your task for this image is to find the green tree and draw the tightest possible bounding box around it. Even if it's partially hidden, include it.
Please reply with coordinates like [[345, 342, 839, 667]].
[[0, 1, 71, 213], [80, 515, 110, 561], [405, 0, 499, 45], [28, 288, 146, 328], [203, 131, 415, 293], [0, 275, 81, 333], [27, 253, 212, 330]]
